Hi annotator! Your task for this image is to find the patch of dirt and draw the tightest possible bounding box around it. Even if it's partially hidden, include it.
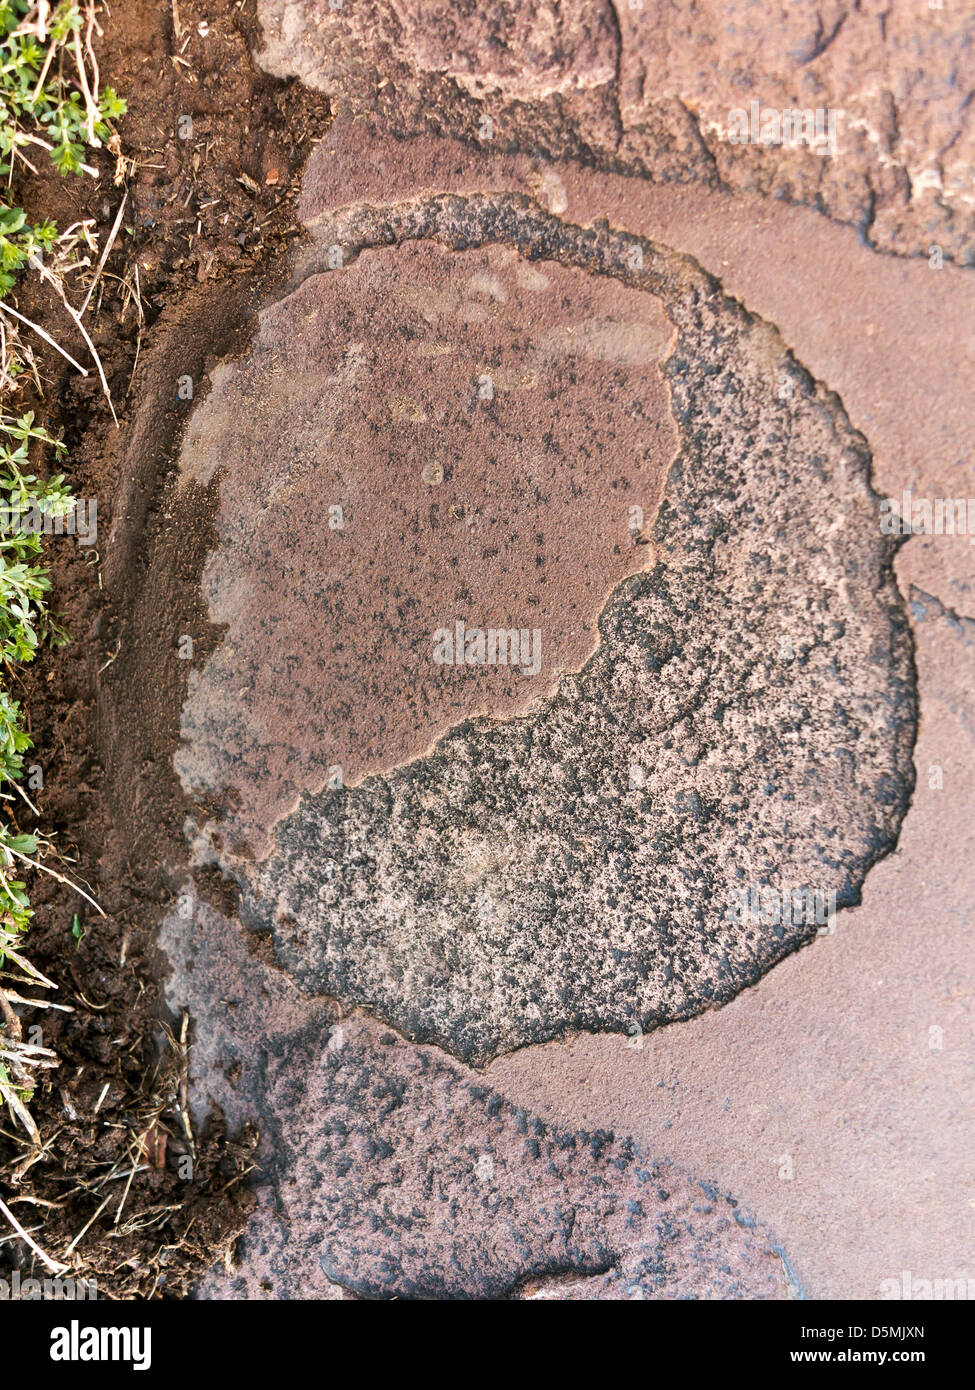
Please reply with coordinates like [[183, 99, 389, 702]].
[[0, 0, 329, 1298]]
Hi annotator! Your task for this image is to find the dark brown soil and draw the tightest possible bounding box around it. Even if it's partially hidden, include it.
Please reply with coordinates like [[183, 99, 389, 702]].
[[0, 0, 329, 1298]]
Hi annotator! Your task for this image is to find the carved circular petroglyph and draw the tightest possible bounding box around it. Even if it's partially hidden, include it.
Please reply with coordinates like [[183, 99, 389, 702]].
[[178, 195, 916, 1064]]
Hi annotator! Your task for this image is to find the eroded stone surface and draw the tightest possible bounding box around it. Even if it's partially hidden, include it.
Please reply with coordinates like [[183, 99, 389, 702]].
[[178, 177, 915, 1064], [160, 902, 789, 1301], [491, 575, 975, 1299], [85, 0, 969, 1306], [257, 0, 975, 262], [175, 240, 677, 854]]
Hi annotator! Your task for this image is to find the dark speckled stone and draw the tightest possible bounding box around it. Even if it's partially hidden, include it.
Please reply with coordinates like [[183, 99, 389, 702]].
[[164, 902, 790, 1300]]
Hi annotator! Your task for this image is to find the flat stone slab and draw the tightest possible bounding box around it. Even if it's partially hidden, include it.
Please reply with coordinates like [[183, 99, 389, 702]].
[[258, 0, 975, 263], [82, 0, 971, 1303]]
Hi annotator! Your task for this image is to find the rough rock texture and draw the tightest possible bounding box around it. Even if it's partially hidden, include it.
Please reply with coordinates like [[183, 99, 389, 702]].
[[124, 7, 975, 1299], [175, 240, 678, 854], [257, 0, 975, 263], [492, 573, 975, 1300], [160, 902, 789, 1300], [296, 126, 975, 611], [178, 157, 916, 1064]]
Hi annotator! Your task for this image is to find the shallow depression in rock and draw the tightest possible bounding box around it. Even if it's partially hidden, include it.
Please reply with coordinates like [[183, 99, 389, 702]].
[[175, 239, 678, 856]]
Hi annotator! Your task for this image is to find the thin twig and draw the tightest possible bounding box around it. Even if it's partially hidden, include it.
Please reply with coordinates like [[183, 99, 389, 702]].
[[0, 985, 19, 1035], [64, 1193, 112, 1257], [15, 132, 97, 178], [2, 843, 106, 917], [114, 1161, 139, 1225], [0, 991, 73, 1012], [0, 1080, 38, 1143], [73, 25, 102, 149], [0, 302, 89, 375], [80, 191, 127, 314], [0, 1194, 69, 1273], [28, 256, 117, 425], [29, 36, 56, 104], [0, 931, 57, 989], [8, 777, 40, 817]]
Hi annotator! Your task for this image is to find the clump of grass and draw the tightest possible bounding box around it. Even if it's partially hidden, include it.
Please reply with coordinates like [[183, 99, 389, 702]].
[[0, 2, 125, 1137], [0, 416, 74, 1135], [0, 1, 125, 177]]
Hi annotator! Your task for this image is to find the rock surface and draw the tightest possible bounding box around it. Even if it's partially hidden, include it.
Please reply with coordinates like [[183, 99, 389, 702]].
[[177, 124, 915, 1064], [176, 240, 678, 854], [124, 5, 974, 1300], [257, 0, 975, 263], [492, 578, 975, 1300], [163, 902, 789, 1300]]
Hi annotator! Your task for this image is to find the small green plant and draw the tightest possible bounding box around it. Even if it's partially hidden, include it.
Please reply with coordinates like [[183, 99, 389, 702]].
[[0, 1, 126, 177], [0, 204, 57, 295], [0, 411, 75, 1133]]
